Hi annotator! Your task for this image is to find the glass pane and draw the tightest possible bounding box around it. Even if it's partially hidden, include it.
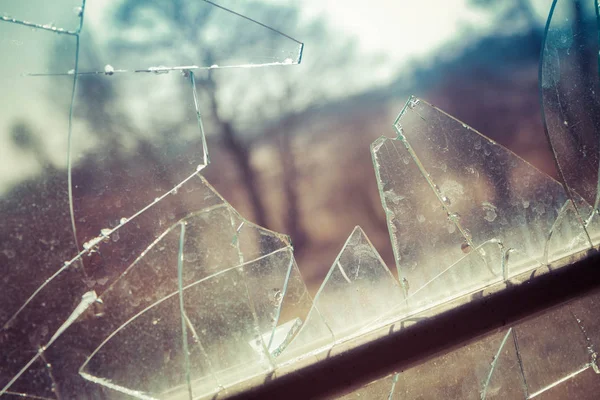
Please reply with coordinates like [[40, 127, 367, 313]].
[[387, 97, 590, 278], [540, 0, 600, 224]]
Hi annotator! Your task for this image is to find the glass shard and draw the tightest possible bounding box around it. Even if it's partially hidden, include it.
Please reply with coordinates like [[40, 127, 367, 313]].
[[372, 136, 473, 302], [278, 227, 402, 363], [311, 226, 404, 338], [540, 0, 600, 222], [79, 219, 307, 397], [376, 97, 590, 288]]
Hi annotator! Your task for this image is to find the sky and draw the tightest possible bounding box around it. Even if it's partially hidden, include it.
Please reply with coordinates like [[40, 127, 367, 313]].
[[301, 0, 551, 62]]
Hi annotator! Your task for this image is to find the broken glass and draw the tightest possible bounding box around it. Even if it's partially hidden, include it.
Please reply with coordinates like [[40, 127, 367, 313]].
[[540, 0, 600, 228], [4, 0, 303, 78], [373, 97, 592, 312], [0, 0, 305, 396], [2, 0, 600, 398], [339, 289, 600, 400], [310, 227, 403, 338], [389, 328, 527, 400]]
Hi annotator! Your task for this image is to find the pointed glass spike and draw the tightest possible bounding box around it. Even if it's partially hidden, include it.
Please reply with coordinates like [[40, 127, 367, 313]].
[[540, 0, 600, 220], [385, 97, 589, 278], [277, 227, 403, 363], [0, 0, 83, 33], [513, 306, 592, 398], [371, 137, 500, 308], [312, 227, 402, 339]]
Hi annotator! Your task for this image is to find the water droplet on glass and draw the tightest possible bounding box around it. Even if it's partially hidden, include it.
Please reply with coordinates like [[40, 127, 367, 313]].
[[104, 64, 115, 75]]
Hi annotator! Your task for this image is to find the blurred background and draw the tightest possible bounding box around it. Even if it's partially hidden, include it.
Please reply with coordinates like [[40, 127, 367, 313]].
[[1, 0, 593, 296]]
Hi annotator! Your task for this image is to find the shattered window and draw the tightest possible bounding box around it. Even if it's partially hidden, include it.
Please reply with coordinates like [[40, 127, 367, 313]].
[[1, 0, 600, 399]]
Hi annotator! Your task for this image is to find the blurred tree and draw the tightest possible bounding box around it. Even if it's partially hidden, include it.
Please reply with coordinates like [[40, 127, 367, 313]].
[[67, 0, 375, 251]]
